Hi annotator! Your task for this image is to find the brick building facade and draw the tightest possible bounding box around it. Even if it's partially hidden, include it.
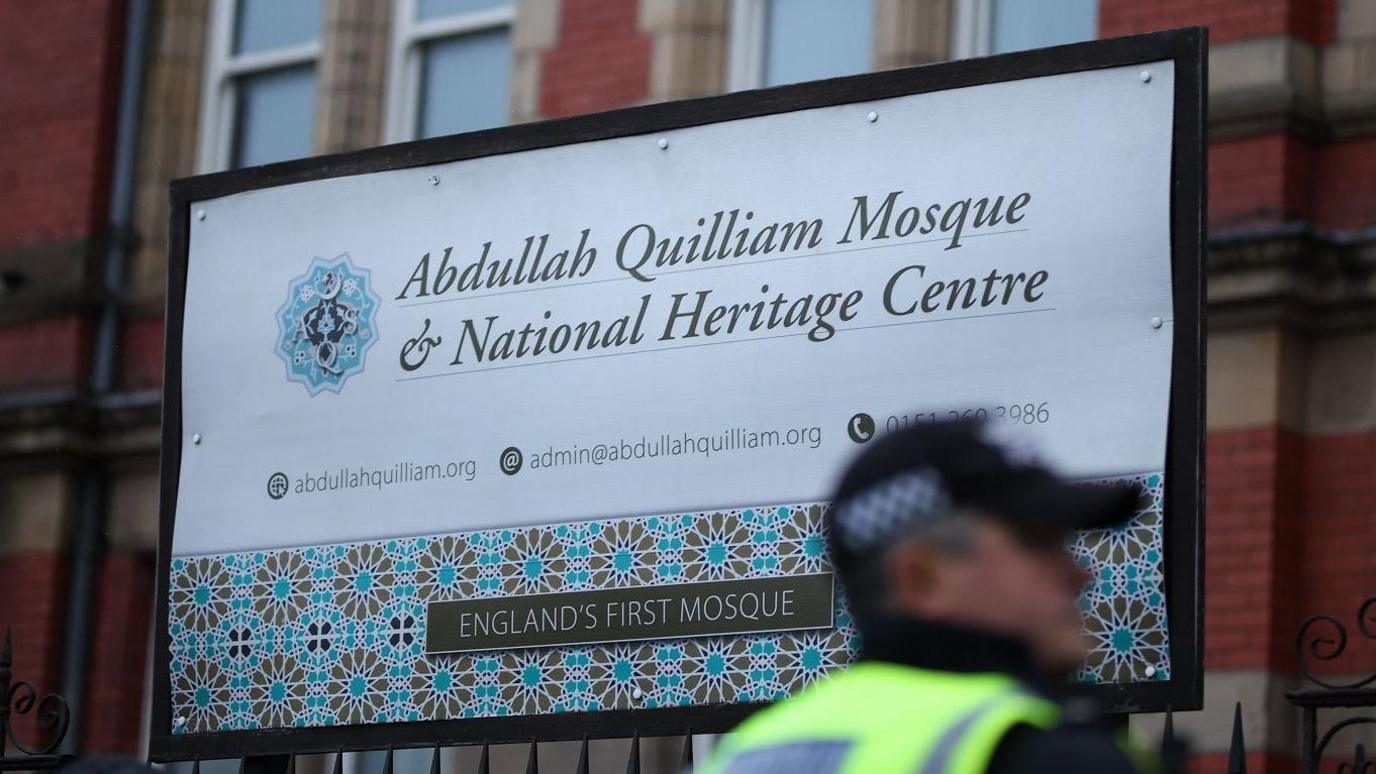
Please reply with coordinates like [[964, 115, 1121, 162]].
[[1, 0, 1373, 771]]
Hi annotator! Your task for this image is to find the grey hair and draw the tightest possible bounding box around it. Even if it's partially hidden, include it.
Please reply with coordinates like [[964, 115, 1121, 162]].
[[844, 507, 981, 613]]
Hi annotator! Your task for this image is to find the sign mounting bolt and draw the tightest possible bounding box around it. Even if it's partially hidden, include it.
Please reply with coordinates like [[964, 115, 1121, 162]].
[[867, 111, 878, 123], [192, 433, 202, 445], [196, 209, 206, 221], [631, 688, 643, 700], [175, 716, 186, 726], [657, 138, 669, 150], [1144, 665, 1157, 678], [1140, 70, 1152, 83], [428, 175, 440, 186], [1150, 316, 1163, 329]]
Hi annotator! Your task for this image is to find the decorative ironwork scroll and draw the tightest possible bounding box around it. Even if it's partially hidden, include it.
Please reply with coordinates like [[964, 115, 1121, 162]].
[[1287, 597, 1376, 774], [0, 626, 72, 771]]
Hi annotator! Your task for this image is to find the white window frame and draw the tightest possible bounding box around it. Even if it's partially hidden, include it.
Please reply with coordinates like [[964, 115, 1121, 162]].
[[728, 0, 881, 92], [196, 0, 321, 173], [952, 0, 1100, 59], [726, 0, 768, 91], [383, 0, 516, 144], [951, 0, 994, 59]]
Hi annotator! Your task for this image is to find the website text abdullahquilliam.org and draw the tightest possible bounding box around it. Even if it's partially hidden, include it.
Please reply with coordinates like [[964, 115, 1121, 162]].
[[286, 459, 477, 497]]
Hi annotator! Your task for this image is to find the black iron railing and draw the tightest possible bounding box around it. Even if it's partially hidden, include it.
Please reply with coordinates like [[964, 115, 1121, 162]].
[[1288, 597, 1376, 774], [3, 598, 1373, 773], [179, 733, 690, 774], [0, 626, 73, 771]]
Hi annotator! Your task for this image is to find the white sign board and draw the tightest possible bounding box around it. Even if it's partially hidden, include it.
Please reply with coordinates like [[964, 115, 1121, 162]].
[[176, 63, 1173, 555], [157, 33, 1204, 750]]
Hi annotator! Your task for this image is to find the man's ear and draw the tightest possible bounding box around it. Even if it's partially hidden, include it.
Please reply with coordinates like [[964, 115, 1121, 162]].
[[884, 540, 941, 616]]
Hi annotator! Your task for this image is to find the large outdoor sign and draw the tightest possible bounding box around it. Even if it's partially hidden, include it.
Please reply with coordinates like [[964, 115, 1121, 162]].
[[154, 29, 1204, 759]]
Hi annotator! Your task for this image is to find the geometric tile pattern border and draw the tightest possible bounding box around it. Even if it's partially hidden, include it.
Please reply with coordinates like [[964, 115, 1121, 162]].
[[167, 472, 1167, 732], [1072, 472, 1170, 685]]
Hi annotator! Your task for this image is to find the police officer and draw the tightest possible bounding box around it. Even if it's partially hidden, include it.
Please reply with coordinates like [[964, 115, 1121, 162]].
[[700, 420, 1161, 773]]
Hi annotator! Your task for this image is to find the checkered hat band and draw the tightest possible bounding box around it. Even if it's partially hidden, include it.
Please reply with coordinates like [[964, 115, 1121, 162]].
[[833, 469, 953, 553]]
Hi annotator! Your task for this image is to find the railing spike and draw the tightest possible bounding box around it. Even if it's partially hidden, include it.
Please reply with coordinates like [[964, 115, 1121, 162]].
[[382, 747, 394, 774], [285, 754, 296, 774], [477, 742, 489, 774], [0, 626, 9, 762], [429, 744, 442, 774], [1159, 706, 1188, 774], [681, 732, 695, 769], [1227, 701, 1247, 774], [333, 749, 344, 774], [525, 739, 538, 774], [625, 731, 640, 774], [575, 737, 589, 774], [191, 757, 200, 774]]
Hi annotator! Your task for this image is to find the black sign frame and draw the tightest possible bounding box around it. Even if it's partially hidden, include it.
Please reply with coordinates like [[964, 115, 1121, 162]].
[[153, 27, 1205, 761]]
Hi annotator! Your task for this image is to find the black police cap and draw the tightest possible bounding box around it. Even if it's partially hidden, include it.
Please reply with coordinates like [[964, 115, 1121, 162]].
[[828, 418, 1141, 557]]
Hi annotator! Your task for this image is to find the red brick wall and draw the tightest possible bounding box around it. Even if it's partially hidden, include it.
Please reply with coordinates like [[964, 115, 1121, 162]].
[[538, 0, 651, 119], [0, 0, 126, 393], [1098, 0, 1336, 46], [1204, 427, 1305, 673], [82, 552, 155, 754], [1107, 0, 1369, 238], [1211, 133, 1376, 232], [0, 553, 70, 750], [0, 317, 91, 392], [1190, 752, 1298, 774], [1206, 424, 1376, 676], [1202, 751, 1376, 774], [1209, 135, 1306, 230], [1312, 136, 1376, 231], [1300, 431, 1376, 673], [0, 0, 129, 755], [118, 316, 164, 392], [1202, 423, 1376, 774], [0, 0, 126, 251]]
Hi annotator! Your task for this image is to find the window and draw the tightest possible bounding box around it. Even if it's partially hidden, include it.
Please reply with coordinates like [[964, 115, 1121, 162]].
[[385, 0, 514, 142], [198, 0, 322, 171], [728, 0, 875, 91], [952, 0, 1098, 59]]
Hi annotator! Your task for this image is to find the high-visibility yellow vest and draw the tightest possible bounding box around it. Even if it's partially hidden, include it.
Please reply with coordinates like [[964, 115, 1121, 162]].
[[698, 662, 1062, 774]]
